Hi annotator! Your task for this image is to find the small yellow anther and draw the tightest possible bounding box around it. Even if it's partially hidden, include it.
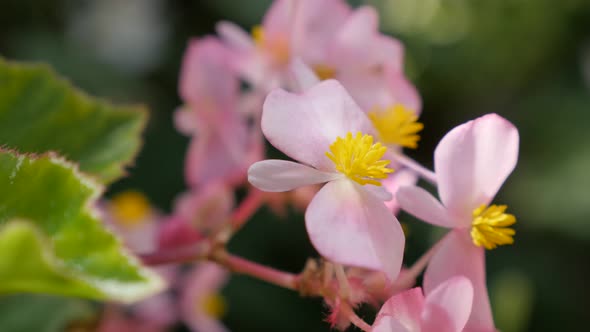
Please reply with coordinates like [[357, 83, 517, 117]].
[[471, 204, 516, 250], [199, 293, 226, 318], [326, 132, 394, 186], [368, 104, 424, 149], [313, 64, 337, 80], [110, 191, 151, 227]]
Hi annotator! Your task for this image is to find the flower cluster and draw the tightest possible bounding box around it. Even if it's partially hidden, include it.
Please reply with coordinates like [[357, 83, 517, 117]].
[[101, 1, 520, 331]]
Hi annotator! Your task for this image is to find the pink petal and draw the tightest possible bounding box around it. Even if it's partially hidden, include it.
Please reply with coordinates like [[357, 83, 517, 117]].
[[248, 160, 339, 192], [305, 179, 405, 280], [396, 186, 453, 228], [372, 316, 413, 332], [288, 58, 320, 92], [376, 287, 424, 332], [174, 183, 234, 235], [421, 276, 474, 332], [434, 114, 519, 224], [291, 0, 351, 64], [262, 0, 296, 38], [173, 106, 199, 135], [133, 292, 178, 328], [338, 71, 420, 114], [185, 114, 252, 187], [216, 21, 254, 51], [261, 80, 374, 171], [327, 6, 381, 70], [179, 37, 237, 110], [157, 215, 202, 249], [181, 263, 230, 332], [424, 231, 495, 332], [383, 169, 419, 214]]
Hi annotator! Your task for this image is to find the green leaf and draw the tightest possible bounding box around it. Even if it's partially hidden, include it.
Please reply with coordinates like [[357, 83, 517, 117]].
[[0, 58, 147, 183], [0, 294, 94, 332], [0, 150, 164, 302]]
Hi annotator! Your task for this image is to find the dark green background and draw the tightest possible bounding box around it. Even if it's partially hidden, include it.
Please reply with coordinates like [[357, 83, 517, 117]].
[[1, 0, 589, 331]]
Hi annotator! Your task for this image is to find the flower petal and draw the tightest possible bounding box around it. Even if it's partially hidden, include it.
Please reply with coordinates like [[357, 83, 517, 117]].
[[383, 169, 419, 214], [185, 112, 256, 187], [372, 316, 413, 332], [216, 21, 255, 51], [179, 37, 237, 110], [424, 231, 495, 332], [376, 287, 424, 332], [181, 264, 230, 332], [397, 186, 453, 228], [248, 160, 339, 192], [291, 0, 351, 64], [289, 58, 320, 92], [305, 179, 405, 280], [434, 114, 519, 224], [421, 276, 474, 332], [262, 80, 374, 170]]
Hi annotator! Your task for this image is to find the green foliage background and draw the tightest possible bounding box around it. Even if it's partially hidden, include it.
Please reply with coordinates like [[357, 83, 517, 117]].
[[1, 0, 589, 331]]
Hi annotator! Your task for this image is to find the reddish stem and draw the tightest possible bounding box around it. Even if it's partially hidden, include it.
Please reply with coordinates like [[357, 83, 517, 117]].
[[140, 243, 210, 266], [231, 188, 264, 231], [213, 251, 299, 291], [341, 304, 372, 332]]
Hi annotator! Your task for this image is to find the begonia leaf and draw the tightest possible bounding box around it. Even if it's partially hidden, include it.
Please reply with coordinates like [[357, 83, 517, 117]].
[[0, 58, 146, 183], [0, 151, 164, 301]]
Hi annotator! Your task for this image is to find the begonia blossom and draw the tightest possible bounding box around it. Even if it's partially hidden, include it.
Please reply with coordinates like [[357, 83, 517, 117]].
[[181, 263, 230, 332], [217, 0, 420, 114], [372, 276, 474, 332], [248, 79, 405, 280], [175, 37, 262, 188], [397, 113, 519, 331]]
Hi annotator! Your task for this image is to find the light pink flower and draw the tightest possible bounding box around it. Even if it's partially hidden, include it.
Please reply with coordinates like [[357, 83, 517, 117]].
[[181, 263, 230, 332], [396, 114, 519, 331], [217, 1, 420, 113], [157, 215, 203, 250], [248, 80, 405, 280], [175, 37, 262, 188], [174, 182, 235, 236], [372, 276, 474, 332]]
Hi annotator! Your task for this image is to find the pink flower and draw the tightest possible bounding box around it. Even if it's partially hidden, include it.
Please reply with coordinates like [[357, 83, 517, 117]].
[[396, 114, 519, 331], [247, 79, 405, 280], [217, 1, 420, 113], [181, 263, 230, 332], [175, 37, 262, 188], [372, 276, 474, 332], [174, 182, 235, 236]]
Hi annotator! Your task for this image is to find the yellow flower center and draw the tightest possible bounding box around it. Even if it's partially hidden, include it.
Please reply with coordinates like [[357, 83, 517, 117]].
[[110, 191, 151, 227], [199, 293, 227, 319], [251, 25, 290, 65], [313, 64, 337, 80], [471, 204, 516, 250], [326, 132, 394, 186], [368, 104, 424, 149]]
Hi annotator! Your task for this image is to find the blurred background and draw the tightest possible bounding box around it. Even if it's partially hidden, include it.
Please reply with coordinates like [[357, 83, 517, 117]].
[[1, 0, 589, 331]]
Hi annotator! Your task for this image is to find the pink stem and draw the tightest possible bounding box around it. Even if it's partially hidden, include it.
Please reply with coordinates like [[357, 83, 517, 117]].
[[231, 188, 264, 231], [392, 152, 437, 185], [394, 235, 446, 289], [341, 304, 372, 332], [140, 243, 210, 266], [215, 252, 299, 291]]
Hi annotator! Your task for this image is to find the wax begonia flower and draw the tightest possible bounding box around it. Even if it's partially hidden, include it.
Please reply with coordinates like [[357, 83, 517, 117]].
[[181, 263, 230, 332], [102, 190, 159, 254], [217, 1, 420, 114], [174, 182, 235, 236], [248, 80, 405, 280], [372, 276, 474, 332], [175, 37, 262, 188], [157, 215, 203, 250], [397, 113, 519, 331]]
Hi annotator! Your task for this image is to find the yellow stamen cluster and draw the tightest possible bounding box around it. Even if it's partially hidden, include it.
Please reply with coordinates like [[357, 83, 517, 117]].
[[326, 132, 394, 186], [200, 293, 227, 319], [251, 25, 290, 65], [368, 104, 424, 149], [471, 204, 516, 250], [313, 64, 337, 80], [110, 191, 151, 227]]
